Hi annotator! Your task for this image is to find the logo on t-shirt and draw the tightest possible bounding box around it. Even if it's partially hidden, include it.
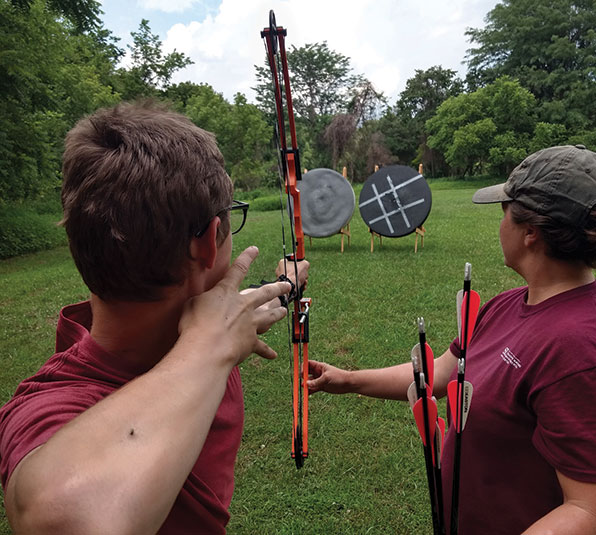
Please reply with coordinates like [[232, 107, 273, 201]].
[[500, 346, 522, 369]]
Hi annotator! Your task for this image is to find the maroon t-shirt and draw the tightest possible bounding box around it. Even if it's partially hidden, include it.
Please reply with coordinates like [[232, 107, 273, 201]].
[[0, 301, 244, 534], [443, 281, 596, 534]]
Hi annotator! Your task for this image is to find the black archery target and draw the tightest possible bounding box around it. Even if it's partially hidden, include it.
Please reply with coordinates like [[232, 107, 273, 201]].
[[359, 165, 432, 237], [297, 168, 355, 238]]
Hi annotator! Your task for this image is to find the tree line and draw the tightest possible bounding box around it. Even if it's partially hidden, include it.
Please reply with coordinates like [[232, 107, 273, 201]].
[[1, 0, 595, 202]]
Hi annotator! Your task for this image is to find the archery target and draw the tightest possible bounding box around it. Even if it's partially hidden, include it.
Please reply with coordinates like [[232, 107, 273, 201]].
[[297, 168, 356, 238], [359, 165, 432, 238]]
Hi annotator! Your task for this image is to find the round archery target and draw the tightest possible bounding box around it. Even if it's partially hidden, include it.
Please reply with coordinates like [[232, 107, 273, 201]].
[[358, 165, 432, 237], [297, 168, 355, 238]]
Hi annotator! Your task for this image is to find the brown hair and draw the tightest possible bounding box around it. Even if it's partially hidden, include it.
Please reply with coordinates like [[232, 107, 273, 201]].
[[509, 201, 596, 268], [61, 101, 233, 301]]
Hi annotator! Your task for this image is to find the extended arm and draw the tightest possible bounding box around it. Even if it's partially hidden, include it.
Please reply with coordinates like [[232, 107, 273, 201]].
[[308, 348, 458, 401], [5, 247, 291, 535]]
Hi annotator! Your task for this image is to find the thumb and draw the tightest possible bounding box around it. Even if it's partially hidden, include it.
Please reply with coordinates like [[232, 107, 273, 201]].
[[307, 374, 327, 394]]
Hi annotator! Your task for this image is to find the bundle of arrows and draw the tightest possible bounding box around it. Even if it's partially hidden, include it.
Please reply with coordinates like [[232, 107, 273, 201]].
[[408, 263, 480, 535]]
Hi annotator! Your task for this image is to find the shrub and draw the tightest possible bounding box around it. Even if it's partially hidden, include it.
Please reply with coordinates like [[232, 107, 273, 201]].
[[250, 195, 281, 212], [0, 203, 66, 259]]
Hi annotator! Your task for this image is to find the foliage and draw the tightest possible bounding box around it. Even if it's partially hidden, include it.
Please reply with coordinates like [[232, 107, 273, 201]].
[[347, 77, 387, 126], [528, 122, 568, 153], [9, 0, 101, 31], [465, 0, 596, 130], [181, 86, 273, 189], [344, 126, 394, 182], [248, 195, 280, 212], [255, 42, 355, 126], [0, 195, 66, 258], [0, 0, 120, 201], [253, 42, 384, 173], [115, 19, 192, 99], [427, 77, 541, 175], [3, 0, 596, 213], [377, 67, 463, 176]]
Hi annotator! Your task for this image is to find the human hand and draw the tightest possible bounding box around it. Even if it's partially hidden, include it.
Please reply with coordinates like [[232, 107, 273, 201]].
[[178, 247, 291, 364], [275, 258, 310, 294], [307, 360, 353, 395]]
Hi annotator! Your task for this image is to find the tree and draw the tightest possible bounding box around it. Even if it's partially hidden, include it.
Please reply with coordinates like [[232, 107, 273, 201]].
[[465, 0, 596, 130], [378, 66, 462, 175], [426, 77, 537, 175], [0, 0, 119, 200], [254, 42, 385, 172], [254, 42, 356, 126], [9, 0, 101, 31], [182, 85, 272, 190], [347, 77, 386, 126], [323, 114, 357, 169], [116, 19, 193, 99]]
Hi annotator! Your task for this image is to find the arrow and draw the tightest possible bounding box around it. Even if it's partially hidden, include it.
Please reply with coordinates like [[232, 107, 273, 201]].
[[410, 318, 445, 535], [448, 263, 480, 535]]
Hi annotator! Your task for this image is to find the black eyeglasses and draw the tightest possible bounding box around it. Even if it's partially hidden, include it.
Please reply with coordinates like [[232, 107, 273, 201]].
[[195, 200, 250, 238]]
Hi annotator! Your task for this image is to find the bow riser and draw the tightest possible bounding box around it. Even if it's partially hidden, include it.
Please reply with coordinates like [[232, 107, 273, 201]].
[[285, 152, 305, 261]]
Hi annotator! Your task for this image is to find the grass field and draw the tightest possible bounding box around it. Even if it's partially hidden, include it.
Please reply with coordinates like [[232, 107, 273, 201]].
[[0, 179, 524, 534]]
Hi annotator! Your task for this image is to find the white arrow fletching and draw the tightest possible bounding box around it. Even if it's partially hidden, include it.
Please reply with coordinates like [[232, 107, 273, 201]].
[[411, 343, 421, 373], [460, 381, 474, 430], [407, 381, 418, 409], [456, 289, 464, 340]]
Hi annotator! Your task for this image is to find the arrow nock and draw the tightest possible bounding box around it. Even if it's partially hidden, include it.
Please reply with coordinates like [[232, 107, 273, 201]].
[[417, 317, 426, 334], [419, 371, 426, 391], [464, 262, 472, 281]]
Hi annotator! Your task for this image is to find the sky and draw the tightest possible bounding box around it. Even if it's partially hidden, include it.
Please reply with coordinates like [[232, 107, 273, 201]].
[[99, 0, 500, 106]]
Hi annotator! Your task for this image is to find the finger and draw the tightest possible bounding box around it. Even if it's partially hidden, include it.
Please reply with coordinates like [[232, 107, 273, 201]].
[[308, 360, 324, 376], [307, 375, 326, 393], [246, 281, 291, 310], [221, 247, 259, 290], [275, 259, 285, 278], [255, 304, 288, 334], [253, 339, 277, 360]]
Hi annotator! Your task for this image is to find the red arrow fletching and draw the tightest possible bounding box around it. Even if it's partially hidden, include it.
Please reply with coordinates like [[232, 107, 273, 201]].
[[460, 290, 480, 349], [413, 396, 438, 447]]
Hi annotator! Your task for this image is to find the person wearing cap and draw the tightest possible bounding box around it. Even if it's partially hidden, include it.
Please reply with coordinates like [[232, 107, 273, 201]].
[[308, 145, 596, 533]]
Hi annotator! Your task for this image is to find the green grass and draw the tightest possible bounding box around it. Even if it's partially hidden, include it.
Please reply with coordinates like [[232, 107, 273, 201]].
[[0, 178, 523, 534]]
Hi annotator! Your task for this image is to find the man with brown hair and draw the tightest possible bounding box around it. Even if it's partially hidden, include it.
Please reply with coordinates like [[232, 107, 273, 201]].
[[0, 101, 306, 534]]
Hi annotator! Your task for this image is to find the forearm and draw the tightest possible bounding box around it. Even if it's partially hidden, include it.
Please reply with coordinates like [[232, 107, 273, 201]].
[[319, 349, 457, 400], [523, 502, 596, 534], [346, 363, 413, 401], [7, 334, 235, 535]]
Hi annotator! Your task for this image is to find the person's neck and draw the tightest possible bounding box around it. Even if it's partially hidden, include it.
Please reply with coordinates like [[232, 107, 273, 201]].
[[89, 290, 187, 372], [523, 257, 595, 305]]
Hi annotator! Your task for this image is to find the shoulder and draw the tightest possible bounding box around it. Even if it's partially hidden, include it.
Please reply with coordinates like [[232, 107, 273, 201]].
[[475, 285, 527, 321]]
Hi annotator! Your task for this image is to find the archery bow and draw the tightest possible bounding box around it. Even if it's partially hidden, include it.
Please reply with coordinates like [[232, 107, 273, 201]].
[[261, 10, 311, 469]]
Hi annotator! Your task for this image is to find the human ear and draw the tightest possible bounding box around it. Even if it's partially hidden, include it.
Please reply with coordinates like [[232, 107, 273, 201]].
[[524, 224, 540, 247], [189, 216, 221, 269]]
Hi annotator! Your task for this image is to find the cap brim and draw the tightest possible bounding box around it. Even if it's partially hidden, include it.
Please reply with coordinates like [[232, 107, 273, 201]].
[[472, 183, 512, 204]]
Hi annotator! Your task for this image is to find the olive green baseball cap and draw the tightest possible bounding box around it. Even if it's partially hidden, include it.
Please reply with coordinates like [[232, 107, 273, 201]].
[[473, 145, 596, 227]]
